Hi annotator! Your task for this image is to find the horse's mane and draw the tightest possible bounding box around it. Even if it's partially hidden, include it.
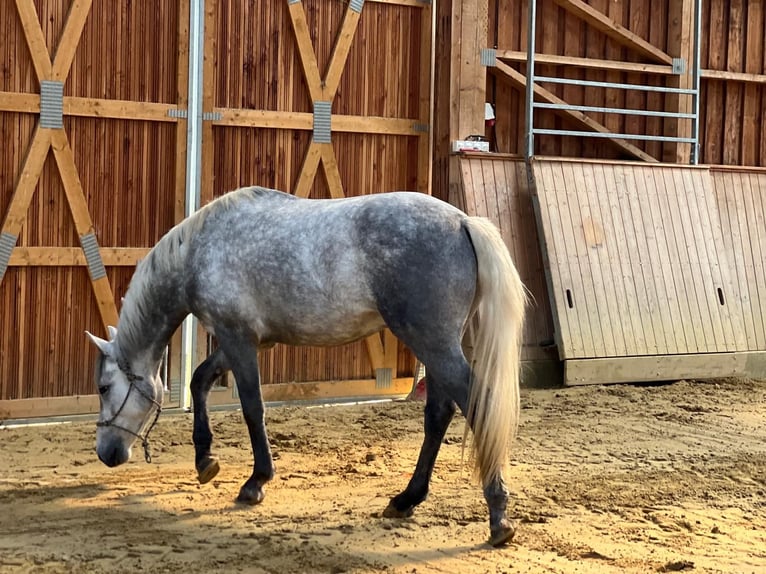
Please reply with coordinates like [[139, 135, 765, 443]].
[[116, 187, 274, 359]]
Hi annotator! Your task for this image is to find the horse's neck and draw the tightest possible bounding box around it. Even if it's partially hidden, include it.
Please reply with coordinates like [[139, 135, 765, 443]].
[[115, 251, 189, 373]]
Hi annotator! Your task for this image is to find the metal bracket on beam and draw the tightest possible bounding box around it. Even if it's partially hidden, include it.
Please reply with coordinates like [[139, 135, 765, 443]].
[[349, 0, 364, 12], [672, 58, 686, 75], [287, 0, 301, 4], [313, 101, 332, 143], [0, 232, 17, 281], [413, 123, 429, 133], [39, 80, 64, 129], [375, 368, 392, 389], [168, 109, 222, 121], [480, 48, 497, 67], [80, 233, 107, 281]]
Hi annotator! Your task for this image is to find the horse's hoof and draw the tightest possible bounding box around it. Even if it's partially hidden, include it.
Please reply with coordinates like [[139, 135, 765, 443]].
[[196, 458, 220, 484], [488, 520, 517, 547], [382, 501, 414, 518], [236, 485, 265, 506]]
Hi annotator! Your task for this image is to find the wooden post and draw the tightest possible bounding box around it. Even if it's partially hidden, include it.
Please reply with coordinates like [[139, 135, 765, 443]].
[[664, 0, 694, 164], [433, 0, 489, 202]]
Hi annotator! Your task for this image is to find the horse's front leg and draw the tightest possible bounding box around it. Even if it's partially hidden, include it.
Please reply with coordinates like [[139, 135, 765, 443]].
[[215, 330, 274, 505], [191, 348, 230, 484]]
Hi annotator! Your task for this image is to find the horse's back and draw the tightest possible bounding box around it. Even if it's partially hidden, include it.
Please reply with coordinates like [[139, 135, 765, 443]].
[[184, 188, 475, 345]]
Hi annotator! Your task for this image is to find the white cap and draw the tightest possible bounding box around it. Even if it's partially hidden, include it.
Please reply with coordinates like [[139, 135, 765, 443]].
[[485, 102, 495, 121]]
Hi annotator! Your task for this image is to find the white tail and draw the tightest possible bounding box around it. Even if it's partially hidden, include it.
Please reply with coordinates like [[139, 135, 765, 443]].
[[463, 217, 527, 486]]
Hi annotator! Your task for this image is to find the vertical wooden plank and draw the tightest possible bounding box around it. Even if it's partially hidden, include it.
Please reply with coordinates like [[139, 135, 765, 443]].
[[543, 161, 588, 357], [417, 1, 432, 193], [715, 171, 756, 350], [664, 0, 693, 163], [604, 0, 625, 138], [175, 0, 190, 223], [587, 162, 623, 357], [718, 170, 755, 349], [672, 166, 718, 351], [579, 163, 623, 356], [748, 173, 766, 347], [562, 161, 605, 357], [624, 1, 647, 154], [658, 165, 701, 352], [722, 0, 744, 165], [519, 161, 555, 353], [643, 166, 686, 354], [629, 164, 669, 355], [599, 163, 645, 354], [686, 168, 732, 351], [708, 169, 745, 351], [742, 1, 764, 166], [703, 0, 726, 164], [201, 0, 217, 206], [532, 161, 572, 356], [480, 159, 500, 224], [470, 157, 488, 217]]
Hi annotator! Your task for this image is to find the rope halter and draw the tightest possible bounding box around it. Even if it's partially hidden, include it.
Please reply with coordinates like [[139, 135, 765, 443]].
[[96, 364, 162, 463]]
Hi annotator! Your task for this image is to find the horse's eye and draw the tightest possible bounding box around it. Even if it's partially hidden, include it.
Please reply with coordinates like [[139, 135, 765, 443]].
[[98, 385, 109, 396]]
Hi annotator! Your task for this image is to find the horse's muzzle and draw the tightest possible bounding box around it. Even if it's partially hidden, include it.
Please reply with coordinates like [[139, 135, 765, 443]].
[[97, 440, 130, 467]]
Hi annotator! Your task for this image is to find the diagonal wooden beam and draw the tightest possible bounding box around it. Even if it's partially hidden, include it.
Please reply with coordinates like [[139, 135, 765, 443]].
[[294, 143, 323, 198], [50, 130, 118, 327], [287, 2, 324, 103], [319, 144, 345, 199], [365, 333, 385, 372], [14, 0, 53, 80], [0, 126, 52, 236], [322, 7, 362, 98], [551, 0, 673, 66], [493, 60, 657, 162], [51, 0, 93, 80], [50, 130, 95, 235]]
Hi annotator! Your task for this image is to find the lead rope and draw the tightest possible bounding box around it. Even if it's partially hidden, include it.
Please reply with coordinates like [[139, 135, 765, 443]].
[[141, 404, 163, 463]]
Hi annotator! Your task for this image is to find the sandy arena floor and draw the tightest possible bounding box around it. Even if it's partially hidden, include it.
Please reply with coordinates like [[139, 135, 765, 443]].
[[1, 378, 764, 573]]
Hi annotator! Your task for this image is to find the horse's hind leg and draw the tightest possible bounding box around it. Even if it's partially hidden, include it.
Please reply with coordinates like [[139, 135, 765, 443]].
[[191, 348, 229, 484], [382, 348, 467, 518], [383, 344, 516, 547], [382, 372, 457, 517]]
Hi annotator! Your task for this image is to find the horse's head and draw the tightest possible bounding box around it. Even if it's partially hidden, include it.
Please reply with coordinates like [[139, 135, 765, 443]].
[[86, 327, 164, 467]]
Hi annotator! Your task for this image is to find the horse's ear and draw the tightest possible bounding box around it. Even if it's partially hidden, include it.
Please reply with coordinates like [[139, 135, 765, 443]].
[[85, 331, 112, 356], [107, 325, 118, 340]]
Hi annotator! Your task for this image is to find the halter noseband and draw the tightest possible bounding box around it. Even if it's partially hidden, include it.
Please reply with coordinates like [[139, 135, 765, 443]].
[[97, 364, 162, 463]]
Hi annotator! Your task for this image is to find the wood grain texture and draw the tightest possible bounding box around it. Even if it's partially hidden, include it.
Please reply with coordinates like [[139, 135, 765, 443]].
[[532, 158, 747, 360]]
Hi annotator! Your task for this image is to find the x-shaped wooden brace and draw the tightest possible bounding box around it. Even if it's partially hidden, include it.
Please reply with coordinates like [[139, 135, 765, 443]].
[[287, 0, 397, 380], [287, 0, 363, 200], [0, 0, 118, 327]]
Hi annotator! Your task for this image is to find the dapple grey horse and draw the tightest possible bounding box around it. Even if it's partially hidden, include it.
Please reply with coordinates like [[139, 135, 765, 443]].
[[86, 186, 526, 546]]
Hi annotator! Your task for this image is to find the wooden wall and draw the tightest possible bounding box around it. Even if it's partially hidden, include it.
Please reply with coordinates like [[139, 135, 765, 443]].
[[0, 0, 184, 402], [0, 0, 431, 411], [203, 0, 430, 385], [455, 154, 555, 362], [488, 0, 766, 167]]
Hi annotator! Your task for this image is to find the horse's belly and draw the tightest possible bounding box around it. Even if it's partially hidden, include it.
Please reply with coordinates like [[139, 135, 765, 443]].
[[267, 307, 386, 347]]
